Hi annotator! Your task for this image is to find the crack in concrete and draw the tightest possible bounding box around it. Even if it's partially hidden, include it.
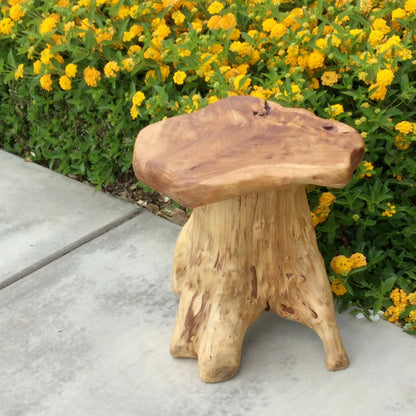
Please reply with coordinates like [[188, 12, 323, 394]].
[[0, 208, 143, 290]]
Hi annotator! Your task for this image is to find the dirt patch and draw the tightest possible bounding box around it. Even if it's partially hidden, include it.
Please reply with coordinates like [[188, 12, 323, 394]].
[[102, 169, 189, 226]]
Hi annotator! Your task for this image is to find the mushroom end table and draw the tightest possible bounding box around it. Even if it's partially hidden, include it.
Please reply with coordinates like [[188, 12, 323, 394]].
[[133, 96, 365, 383]]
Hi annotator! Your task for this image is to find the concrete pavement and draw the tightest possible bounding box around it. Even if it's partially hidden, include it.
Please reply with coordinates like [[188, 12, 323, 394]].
[[0, 149, 414, 416], [0, 151, 139, 289]]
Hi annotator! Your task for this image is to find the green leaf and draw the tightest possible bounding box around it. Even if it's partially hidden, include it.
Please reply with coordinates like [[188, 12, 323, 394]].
[[7, 50, 15, 67], [399, 305, 416, 320], [380, 275, 397, 295]]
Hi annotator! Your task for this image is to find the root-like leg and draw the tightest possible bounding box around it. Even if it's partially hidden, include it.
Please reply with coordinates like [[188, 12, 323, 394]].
[[169, 188, 349, 382], [271, 275, 349, 371]]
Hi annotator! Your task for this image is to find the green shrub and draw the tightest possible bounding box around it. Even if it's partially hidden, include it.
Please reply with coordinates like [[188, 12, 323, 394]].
[[1, 0, 415, 332]]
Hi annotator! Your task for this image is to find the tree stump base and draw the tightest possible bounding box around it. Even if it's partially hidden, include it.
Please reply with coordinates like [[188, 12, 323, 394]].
[[170, 186, 349, 383], [132, 96, 365, 383]]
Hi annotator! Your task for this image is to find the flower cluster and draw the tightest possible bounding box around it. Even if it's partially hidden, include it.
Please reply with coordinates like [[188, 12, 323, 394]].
[[394, 121, 416, 151], [311, 192, 335, 227], [385, 288, 416, 330], [359, 161, 374, 179], [330, 253, 367, 296], [1, 0, 415, 121], [381, 202, 397, 217]]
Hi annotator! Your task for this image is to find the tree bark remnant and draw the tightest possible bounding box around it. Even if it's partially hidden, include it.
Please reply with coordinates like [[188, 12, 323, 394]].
[[170, 186, 349, 383], [132, 96, 365, 383]]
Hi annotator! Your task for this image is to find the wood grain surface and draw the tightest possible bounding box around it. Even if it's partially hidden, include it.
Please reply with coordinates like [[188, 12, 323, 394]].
[[133, 96, 365, 208], [170, 187, 349, 382]]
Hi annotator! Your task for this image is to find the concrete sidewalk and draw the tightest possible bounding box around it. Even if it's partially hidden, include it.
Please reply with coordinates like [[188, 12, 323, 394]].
[[0, 149, 414, 416]]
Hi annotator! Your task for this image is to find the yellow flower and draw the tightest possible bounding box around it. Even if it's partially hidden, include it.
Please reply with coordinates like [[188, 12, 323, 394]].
[[54, 53, 64, 64], [392, 8, 407, 20], [358, 72, 368, 83], [64, 21, 75, 33], [173, 70, 186, 85], [130, 105, 139, 120], [104, 61, 119, 78], [312, 193, 335, 226], [192, 19, 203, 32], [143, 47, 161, 61], [208, 95, 219, 104], [40, 48, 52, 65], [404, 0, 416, 14], [118, 5, 130, 19], [14, 63, 24, 80], [130, 5, 139, 17], [372, 18, 390, 34], [270, 23, 286, 39], [368, 30, 385, 49], [360, 0, 373, 14], [0, 18, 15, 35], [309, 78, 320, 89], [123, 30, 136, 42], [33, 60, 41, 75], [397, 49, 412, 60], [128, 45, 141, 56], [132, 91, 145, 106], [315, 38, 327, 50], [153, 23, 171, 40], [59, 75, 71, 91], [40, 74, 53, 91], [376, 69, 394, 87], [39, 13, 60, 34], [230, 41, 252, 57], [382, 202, 396, 217], [308, 51, 325, 69], [172, 10, 185, 25], [349, 253, 367, 268], [395, 136, 410, 150], [406, 310, 416, 322], [160, 65, 170, 81], [408, 292, 416, 305], [65, 63, 77, 78], [262, 18, 277, 32], [208, 1, 224, 14], [83, 66, 101, 87], [349, 28, 365, 42], [377, 35, 401, 57], [234, 74, 251, 91], [250, 86, 273, 100], [229, 28, 241, 40], [312, 204, 330, 226], [207, 15, 221, 29], [390, 288, 408, 307], [9, 4, 25, 21], [393, 172, 403, 181], [395, 121, 413, 134], [331, 255, 352, 274], [283, 8, 303, 30], [311, 212, 319, 228], [145, 69, 156, 84], [329, 104, 344, 118], [331, 279, 347, 296], [27, 45, 35, 60], [220, 13, 237, 30], [369, 84, 387, 101], [319, 192, 336, 206], [360, 161, 374, 178], [321, 71, 340, 86], [384, 305, 404, 323]]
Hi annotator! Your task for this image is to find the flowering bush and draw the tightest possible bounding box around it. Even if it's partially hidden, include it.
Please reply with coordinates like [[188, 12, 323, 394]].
[[1, 0, 415, 333]]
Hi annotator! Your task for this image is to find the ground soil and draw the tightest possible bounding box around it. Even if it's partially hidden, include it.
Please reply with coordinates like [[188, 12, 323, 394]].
[[102, 168, 190, 226]]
